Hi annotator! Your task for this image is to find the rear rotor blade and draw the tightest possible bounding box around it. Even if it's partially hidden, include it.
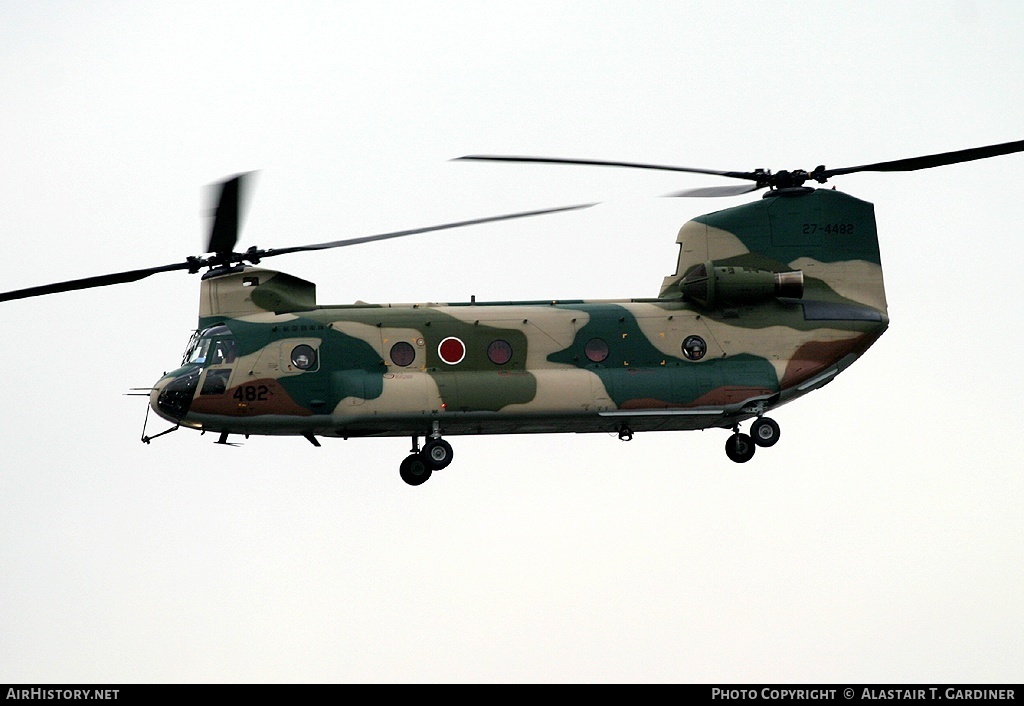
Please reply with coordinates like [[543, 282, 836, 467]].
[[663, 183, 763, 198], [816, 139, 1024, 180], [462, 141, 1024, 190], [455, 155, 763, 182], [259, 202, 597, 259]]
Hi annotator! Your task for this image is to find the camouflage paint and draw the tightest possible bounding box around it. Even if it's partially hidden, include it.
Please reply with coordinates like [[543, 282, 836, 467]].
[[152, 188, 889, 445], [546, 302, 779, 408]]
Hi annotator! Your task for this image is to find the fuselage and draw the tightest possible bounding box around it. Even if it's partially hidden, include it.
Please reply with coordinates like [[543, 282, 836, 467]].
[[151, 291, 887, 439]]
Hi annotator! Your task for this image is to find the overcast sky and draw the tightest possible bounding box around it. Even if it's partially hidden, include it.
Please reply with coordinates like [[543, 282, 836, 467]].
[[1, 1, 1022, 684]]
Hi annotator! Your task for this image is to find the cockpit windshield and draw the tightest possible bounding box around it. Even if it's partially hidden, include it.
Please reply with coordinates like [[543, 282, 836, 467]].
[[182, 324, 239, 367]]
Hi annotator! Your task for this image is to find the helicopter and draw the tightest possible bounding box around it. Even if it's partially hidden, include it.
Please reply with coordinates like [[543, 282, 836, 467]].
[[3, 140, 1022, 485]]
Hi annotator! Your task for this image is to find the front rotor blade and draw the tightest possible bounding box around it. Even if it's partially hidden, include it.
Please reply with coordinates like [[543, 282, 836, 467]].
[[0, 262, 193, 303], [663, 183, 763, 198], [260, 202, 597, 259], [206, 172, 252, 254], [819, 139, 1024, 179], [456, 155, 762, 181], [1, 202, 596, 303]]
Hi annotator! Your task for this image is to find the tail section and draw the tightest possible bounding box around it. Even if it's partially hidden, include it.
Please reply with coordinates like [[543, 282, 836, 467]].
[[660, 188, 887, 316]]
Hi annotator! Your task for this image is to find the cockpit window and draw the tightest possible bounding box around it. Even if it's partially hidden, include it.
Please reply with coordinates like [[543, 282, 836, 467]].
[[182, 324, 238, 367], [209, 338, 238, 365], [185, 337, 210, 365]]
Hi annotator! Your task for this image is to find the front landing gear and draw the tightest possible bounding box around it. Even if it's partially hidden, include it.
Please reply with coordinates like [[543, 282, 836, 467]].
[[725, 431, 756, 463], [400, 453, 432, 486], [422, 438, 454, 469], [399, 429, 454, 485], [724, 416, 780, 463]]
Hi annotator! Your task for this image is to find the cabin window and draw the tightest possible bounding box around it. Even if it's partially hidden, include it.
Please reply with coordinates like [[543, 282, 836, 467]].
[[390, 341, 416, 367], [487, 339, 513, 365], [585, 338, 609, 363], [682, 335, 707, 361], [290, 344, 317, 370]]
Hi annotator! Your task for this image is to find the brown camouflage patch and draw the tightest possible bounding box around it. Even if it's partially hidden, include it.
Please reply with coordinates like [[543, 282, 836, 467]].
[[779, 337, 867, 390], [189, 378, 314, 417]]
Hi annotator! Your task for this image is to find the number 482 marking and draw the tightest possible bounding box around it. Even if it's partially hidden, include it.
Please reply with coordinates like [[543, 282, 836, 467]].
[[233, 384, 269, 402]]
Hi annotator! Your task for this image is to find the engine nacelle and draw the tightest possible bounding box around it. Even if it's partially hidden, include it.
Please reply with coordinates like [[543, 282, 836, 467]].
[[679, 261, 803, 308]]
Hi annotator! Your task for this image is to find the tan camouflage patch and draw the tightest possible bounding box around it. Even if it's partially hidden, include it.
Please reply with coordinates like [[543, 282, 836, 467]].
[[660, 222, 750, 296], [788, 257, 888, 313]]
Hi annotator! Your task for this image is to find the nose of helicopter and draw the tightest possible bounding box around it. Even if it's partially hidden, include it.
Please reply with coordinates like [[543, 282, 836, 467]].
[[150, 367, 201, 423]]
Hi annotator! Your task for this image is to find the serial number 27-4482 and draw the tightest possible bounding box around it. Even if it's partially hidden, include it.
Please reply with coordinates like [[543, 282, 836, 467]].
[[802, 222, 855, 235]]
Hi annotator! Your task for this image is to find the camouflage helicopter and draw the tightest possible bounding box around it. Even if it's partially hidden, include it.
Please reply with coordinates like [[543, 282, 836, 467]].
[[3, 140, 1022, 485]]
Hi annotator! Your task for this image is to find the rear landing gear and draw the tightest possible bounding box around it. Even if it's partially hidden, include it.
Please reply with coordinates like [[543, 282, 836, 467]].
[[400, 429, 454, 485], [725, 416, 780, 463], [750, 417, 780, 447]]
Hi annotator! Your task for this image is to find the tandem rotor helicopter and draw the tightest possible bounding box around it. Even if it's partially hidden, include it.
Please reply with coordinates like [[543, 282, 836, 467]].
[[3, 140, 1023, 485]]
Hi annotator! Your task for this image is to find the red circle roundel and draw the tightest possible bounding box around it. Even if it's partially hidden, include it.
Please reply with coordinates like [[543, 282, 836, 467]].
[[438, 337, 466, 365]]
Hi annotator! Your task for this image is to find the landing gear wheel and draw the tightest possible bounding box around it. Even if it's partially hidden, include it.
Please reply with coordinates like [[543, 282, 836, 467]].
[[750, 417, 780, 447], [421, 438, 454, 470], [400, 453, 432, 486], [725, 433, 756, 463]]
